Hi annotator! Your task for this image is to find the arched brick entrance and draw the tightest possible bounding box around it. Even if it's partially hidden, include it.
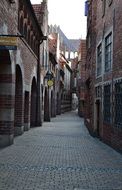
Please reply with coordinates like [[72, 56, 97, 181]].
[[51, 90, 56, 117], [14, 65, 23, 136], [44, 87, 50, 121], [0, 50, 14, 147], [51, 90, 53, 117], [30, 77, 37, 127], [24, 91, 30, 131]]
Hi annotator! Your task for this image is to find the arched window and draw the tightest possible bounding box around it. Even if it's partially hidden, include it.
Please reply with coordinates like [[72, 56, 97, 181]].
[[27, 29, 30, 44], [19, 16, 24, 34], [24, 23, 27, 39], [33, 37, 36, 52], [30, 34, 33, 49], [19, 0, 23, 11]]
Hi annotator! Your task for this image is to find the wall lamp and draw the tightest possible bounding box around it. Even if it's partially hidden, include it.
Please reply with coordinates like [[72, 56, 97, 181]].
[[44, 71, 54, 87]]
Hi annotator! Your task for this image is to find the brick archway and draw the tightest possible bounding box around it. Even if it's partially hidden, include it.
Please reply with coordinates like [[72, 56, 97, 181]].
[[24, 91, 30, 131], [51, 90, 56, 117], [30, 77, 37, 127], [44, 87, 50, 121], [51, 90, 53, 117], [14, 65, 23, 136], [0, 50, 14, 147]]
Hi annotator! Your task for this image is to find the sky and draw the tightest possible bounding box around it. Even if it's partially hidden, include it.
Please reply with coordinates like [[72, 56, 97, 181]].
[[30, 0, 87, 39]]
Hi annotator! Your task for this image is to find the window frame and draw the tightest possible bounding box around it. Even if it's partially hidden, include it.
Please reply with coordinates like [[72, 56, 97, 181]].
[[96, 43, 102, 77], [103, 83, 111, 124], [114, 81, 122, 129], [104, 31, 113, 73]]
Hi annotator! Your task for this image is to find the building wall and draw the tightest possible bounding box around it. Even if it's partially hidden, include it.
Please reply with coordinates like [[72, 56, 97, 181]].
[[85, 0, 122, 152], [77, 40, 86, 117], [0, 0, 43, 147], [84, 0, 97, 136], [0, 0, 17, 147]]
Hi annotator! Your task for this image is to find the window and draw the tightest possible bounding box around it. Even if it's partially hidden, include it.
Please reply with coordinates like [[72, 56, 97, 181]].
[[102, 0, 106, 17], [65, 51, 69, 59], [27, 29, 30, 44], [115, 81, 122, 129], [103, 84, 111, 123], [19, 0, 23, 10], [105, 32, 112, 72], [96, 86, 102, 98], [97, 44, 102, 76], [30, 34, 33, 49], [19, 16, 24, 34], [75, 52, 78, 58], [24, 23, 27, 39], [70, 52, 74, 59]]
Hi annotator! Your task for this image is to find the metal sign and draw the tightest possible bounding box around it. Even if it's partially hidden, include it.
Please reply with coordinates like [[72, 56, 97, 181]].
[[47, 80, 54, 87], [0, 36, 18, 50]]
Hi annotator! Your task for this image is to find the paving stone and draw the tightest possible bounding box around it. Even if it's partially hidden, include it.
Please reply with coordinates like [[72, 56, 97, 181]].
[[0, 111, 122, 190]]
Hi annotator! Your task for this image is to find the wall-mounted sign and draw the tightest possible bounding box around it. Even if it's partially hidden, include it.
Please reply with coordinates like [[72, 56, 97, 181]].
[[0, 36, 18, 50], [47, 80, 54, 87]]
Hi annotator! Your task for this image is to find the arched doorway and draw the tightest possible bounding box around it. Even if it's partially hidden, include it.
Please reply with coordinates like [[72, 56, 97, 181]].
[[24, 91, 30, 131], [44, 87, 50, 121], [30, 77, 37, 127], [51, 90, 53, 117], [51, 90, 56, 117], [14, 65, 23, 136], [0, 50, 14, 147]]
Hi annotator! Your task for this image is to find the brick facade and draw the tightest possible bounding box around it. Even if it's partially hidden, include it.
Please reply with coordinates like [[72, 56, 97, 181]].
[[77, 40, 86, 117], [85, 0, 122, 152], [0, 0, 44, 147]]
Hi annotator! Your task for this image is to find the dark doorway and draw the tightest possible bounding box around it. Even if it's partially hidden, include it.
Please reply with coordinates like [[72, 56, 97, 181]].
[[30, 77, 37, 127], [44, 87, 50, 121], [0, 50, 14, 146], [24, 91, 29, 131], [14, 65, 23, 136], [96, 99, 100, 137]]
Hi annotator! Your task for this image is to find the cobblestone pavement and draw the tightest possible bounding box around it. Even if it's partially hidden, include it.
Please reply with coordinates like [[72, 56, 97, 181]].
[[0, 111, 122, 190]]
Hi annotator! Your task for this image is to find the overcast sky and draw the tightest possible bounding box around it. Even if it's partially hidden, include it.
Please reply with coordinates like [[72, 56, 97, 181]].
[[30, 0, 87, 39]]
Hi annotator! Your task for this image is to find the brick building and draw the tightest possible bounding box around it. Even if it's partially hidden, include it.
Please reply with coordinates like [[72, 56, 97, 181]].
[[33, 0, 50, 122], [85, 0, 122, 152], [77, 40, 86, 117], [0, 0, 45, 147], [49, 26, 74, 115], [48, 33, 59, 120]]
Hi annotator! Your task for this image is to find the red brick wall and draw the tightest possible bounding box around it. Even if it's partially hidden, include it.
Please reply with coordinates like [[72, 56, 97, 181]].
[[86, 0, 122, 152], [0, 0, 42, 146]]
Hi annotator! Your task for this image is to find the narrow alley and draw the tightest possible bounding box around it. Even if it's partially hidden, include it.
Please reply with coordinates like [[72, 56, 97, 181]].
[[0, 111, 122, 190]]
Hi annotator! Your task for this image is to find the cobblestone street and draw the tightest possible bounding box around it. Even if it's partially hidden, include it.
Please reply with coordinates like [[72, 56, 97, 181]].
[[0, 111, 122, 190]]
